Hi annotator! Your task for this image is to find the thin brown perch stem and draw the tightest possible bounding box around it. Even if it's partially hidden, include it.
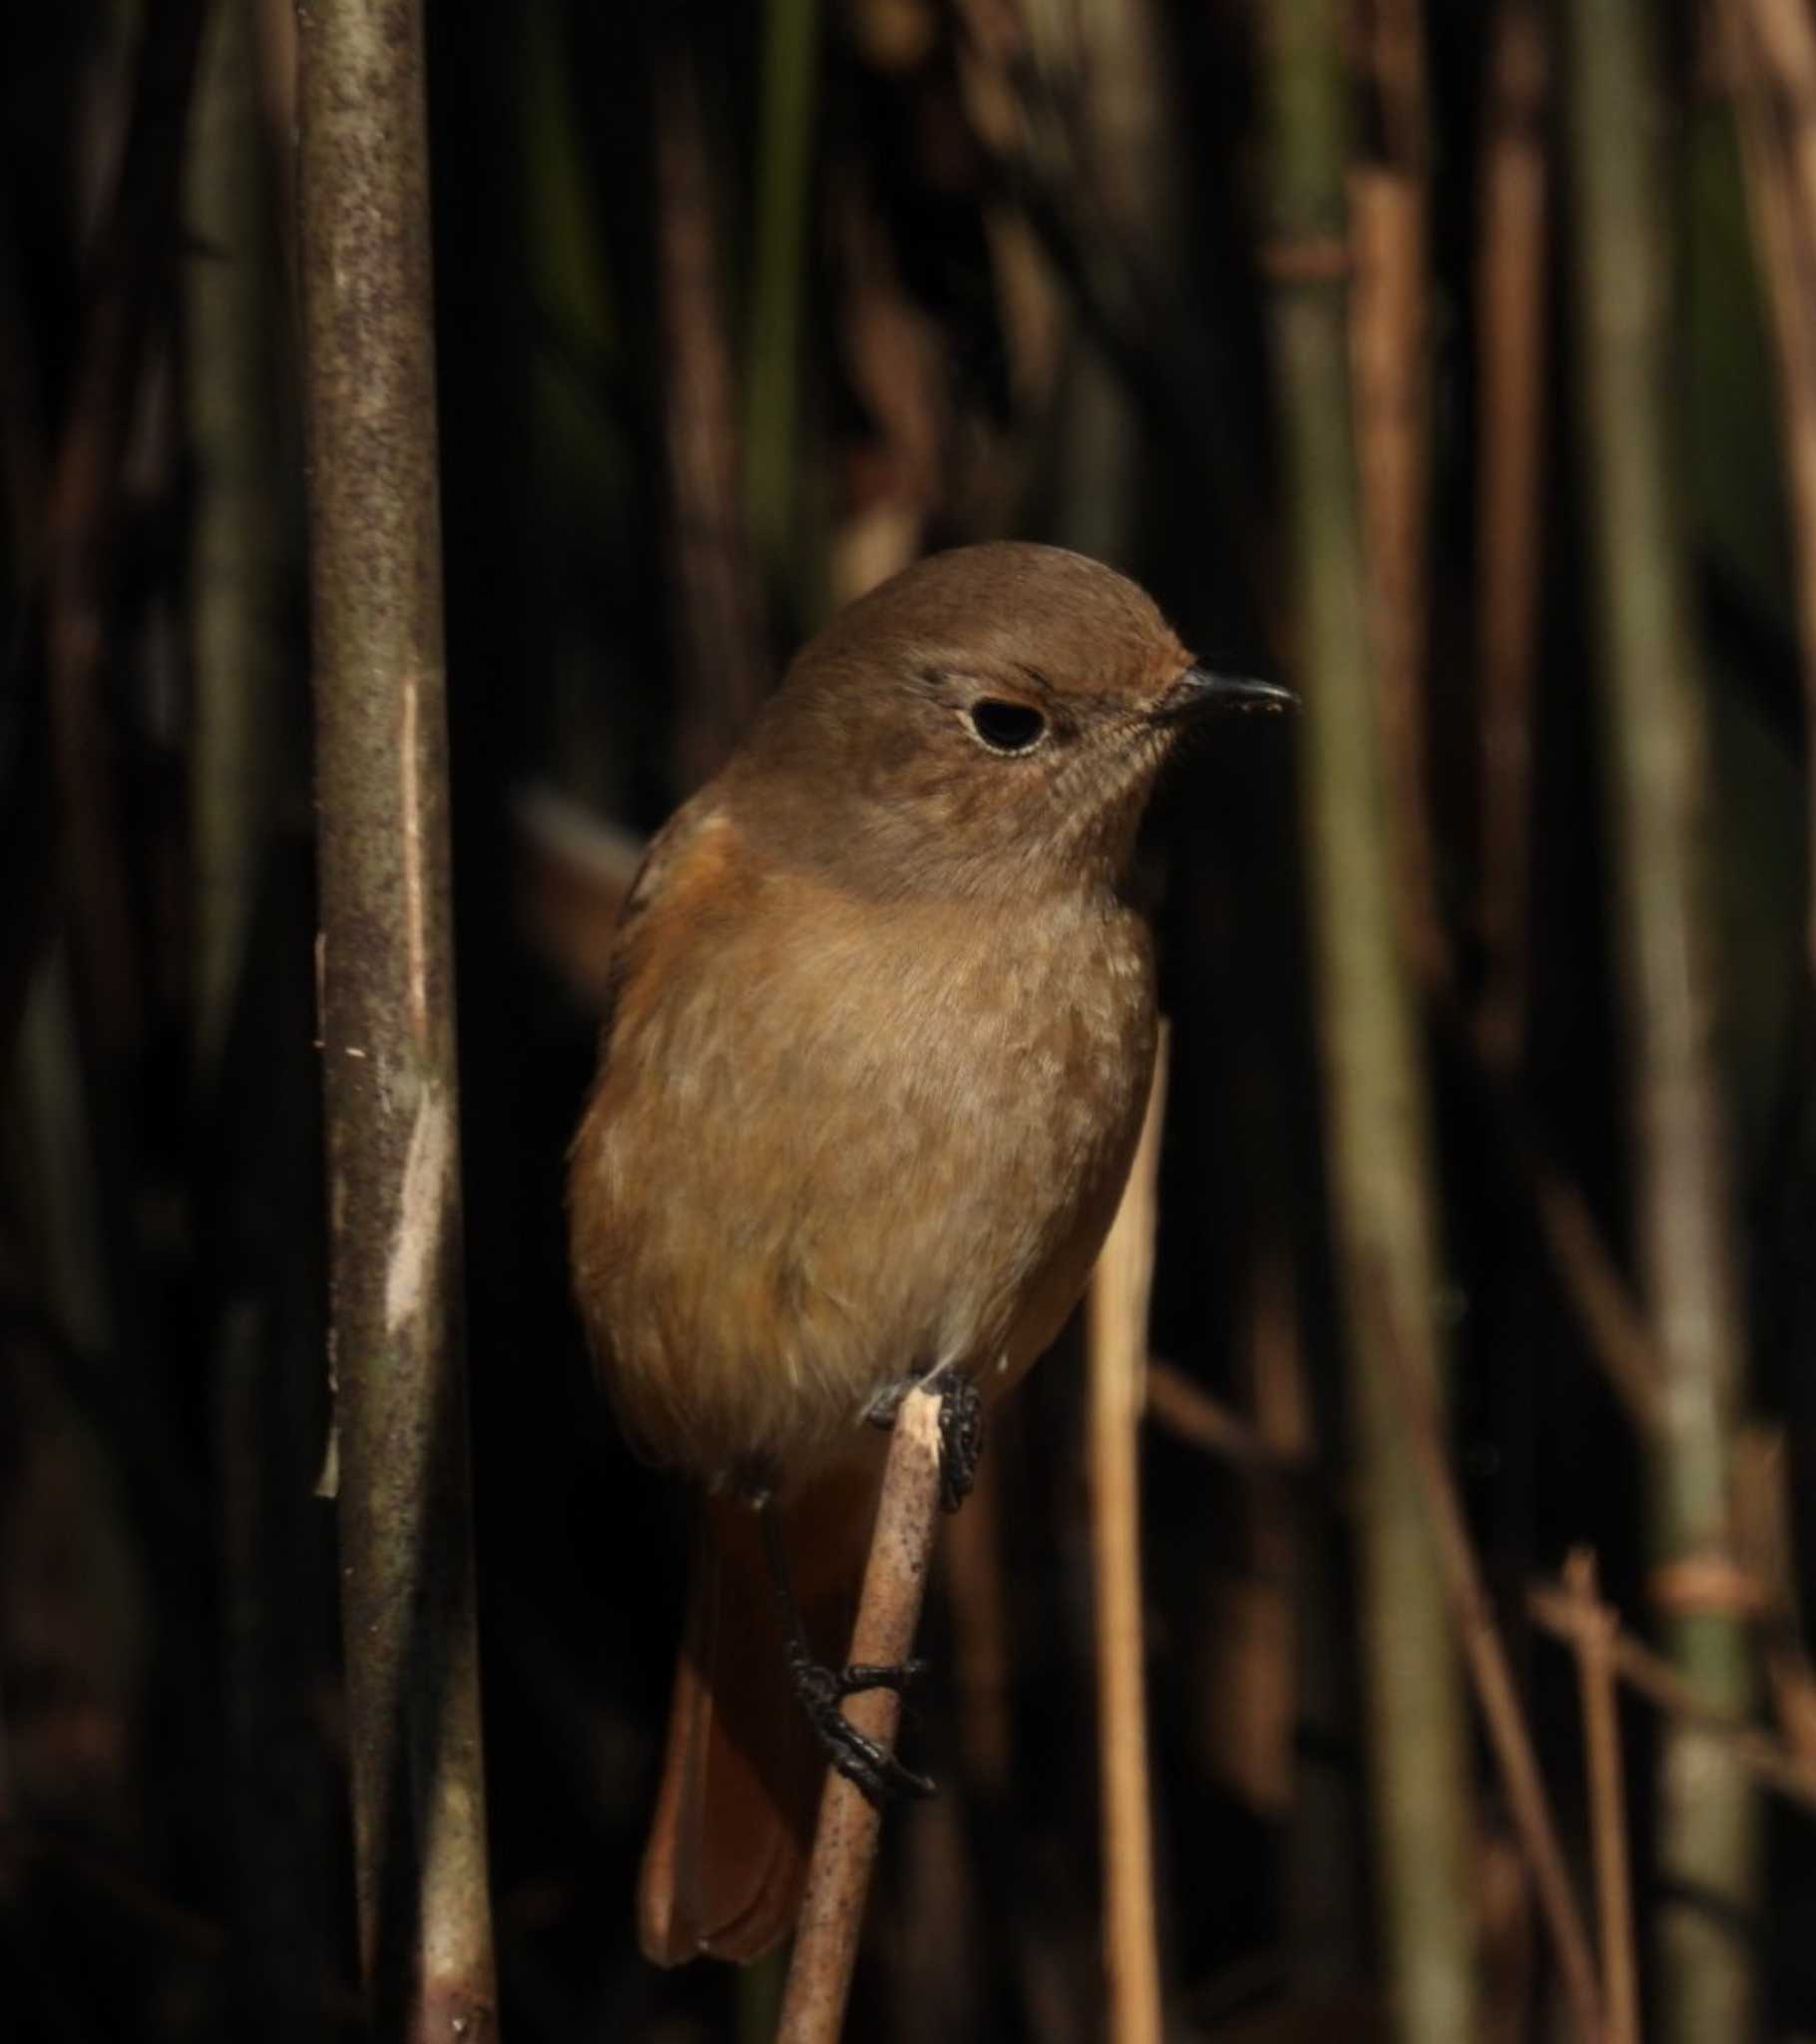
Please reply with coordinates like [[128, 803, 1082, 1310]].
[[1088, 1033, 1167, 2044], [1529, 1582, 1816, 1815], [296, 0, 498, 2033], [1564, 1551, 1641, 2044], [776, 1385, 945, 2044], [1374, 1305, 1605, 2041]]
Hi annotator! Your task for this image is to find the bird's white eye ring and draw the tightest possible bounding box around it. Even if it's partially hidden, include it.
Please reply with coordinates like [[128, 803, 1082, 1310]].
[[967, 699, 1047, 754]]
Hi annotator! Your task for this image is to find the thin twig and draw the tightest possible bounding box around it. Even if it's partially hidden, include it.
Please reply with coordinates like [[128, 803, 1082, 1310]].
[[1529, 1581, 1816, 1816], [1563, 1551, 1641, 2044], [775, 1385, 946, 2043], [1373, 1296, 1605, 2041], [1088, 1032, 1168, 2044], [1142, 1358, 1310, 1475]]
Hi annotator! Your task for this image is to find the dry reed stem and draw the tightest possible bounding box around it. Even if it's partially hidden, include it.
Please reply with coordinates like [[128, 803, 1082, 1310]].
[[775, 1386, 945, 2044], [1087, 1033, 1168, 2044], [1351, 167, 1445, 982], [1725, 0, 1816, 976], [654, 43, 771, 788], [1473, 0, 1549, 1070], [1529, 1582, 1816, 1814], [1374, 1305, 1605, 2040], [1523, 1150, 1665, 1431], [1563, 1551, 1640, 2044], [1142, 1358, 1309, 1474]]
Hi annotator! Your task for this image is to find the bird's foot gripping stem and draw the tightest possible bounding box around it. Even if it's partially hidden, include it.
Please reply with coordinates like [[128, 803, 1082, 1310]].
[[787, 1647, 935, 1804], [866, 1368, 984, 1514]]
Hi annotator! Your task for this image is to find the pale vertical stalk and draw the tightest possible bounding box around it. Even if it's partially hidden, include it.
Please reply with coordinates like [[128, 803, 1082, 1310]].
[[295, 0, 499, 2034], [776, 1387, 946, 2044], [1087, 1032, 1168, 2044], [1564, 1552, 1640, 2044], [187, 0, 286, 1079], [1561, 2, 1759, 2036], [1259, 4, 1480, 2040], [1473, 0, 1548, 1070], [744, 0, 822, 592]]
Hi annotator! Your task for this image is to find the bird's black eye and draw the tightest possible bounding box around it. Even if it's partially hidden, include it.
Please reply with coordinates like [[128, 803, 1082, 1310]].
[[967, 699, 1047, 754]]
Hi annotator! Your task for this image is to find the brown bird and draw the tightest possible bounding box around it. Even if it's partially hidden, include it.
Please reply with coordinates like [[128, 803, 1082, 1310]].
[[568, 541, 1288, 1966]]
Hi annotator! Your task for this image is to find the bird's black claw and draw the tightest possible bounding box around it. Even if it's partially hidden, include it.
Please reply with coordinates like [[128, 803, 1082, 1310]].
[[789, 1650, 937, 1803], [936, 1374, 984, 1513], [866, 1369, 985, 1514]]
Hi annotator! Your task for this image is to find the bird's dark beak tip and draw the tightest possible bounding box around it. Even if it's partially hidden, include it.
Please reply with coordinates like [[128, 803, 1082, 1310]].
[[1160, 666, 1298, 723]]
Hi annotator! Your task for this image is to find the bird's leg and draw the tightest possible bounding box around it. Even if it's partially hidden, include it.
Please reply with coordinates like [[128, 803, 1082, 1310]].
[[866, 1366, 985, 1514], [751, 1488, 936, 1804]]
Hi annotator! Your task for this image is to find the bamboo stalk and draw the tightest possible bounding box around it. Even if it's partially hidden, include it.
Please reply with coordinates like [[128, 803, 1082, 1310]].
[[1087, 1031, 1168, 2044], [775, 1385, 946, 2044], [295, 0, 499, 2034], [1258, 5, 1481, 2038], [1560, 2, 1760, 2035]]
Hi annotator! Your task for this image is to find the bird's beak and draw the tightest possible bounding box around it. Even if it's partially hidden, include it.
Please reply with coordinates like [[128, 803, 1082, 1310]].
[[1152, 666, 1296, 724]]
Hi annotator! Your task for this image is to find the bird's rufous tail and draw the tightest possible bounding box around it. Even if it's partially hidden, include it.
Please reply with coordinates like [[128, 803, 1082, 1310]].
[[637, 1466, 880, 1965]]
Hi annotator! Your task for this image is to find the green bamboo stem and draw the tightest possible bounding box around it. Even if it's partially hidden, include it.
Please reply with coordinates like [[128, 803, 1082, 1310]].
[[295, 0, 499, 2034], [744, 0, 821, 597], [1258, 5, 1481, 2041], [1561, 1, 1759, 2036]]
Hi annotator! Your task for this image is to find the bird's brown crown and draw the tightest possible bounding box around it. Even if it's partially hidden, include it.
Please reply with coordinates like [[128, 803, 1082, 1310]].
[[722, 543, 1200, 902]]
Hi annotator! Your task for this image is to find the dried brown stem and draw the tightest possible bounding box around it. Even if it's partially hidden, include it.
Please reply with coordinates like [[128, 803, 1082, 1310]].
[[1374, 1298, 1604, 2040], [1529, 1580, 1816, 1815], [775, 1385, 945, 2044], [1563, 1551, 1640, 2044], [1725, 0, 1816, 977], [1142, 1359, 1310, 1475], [654, 41, 772, 788], [296, 0, 498, 2032], [1087, 1034, 1167, 2044], [1351, 165, 1443, 982], [1473, 0, 1549, 1070]]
